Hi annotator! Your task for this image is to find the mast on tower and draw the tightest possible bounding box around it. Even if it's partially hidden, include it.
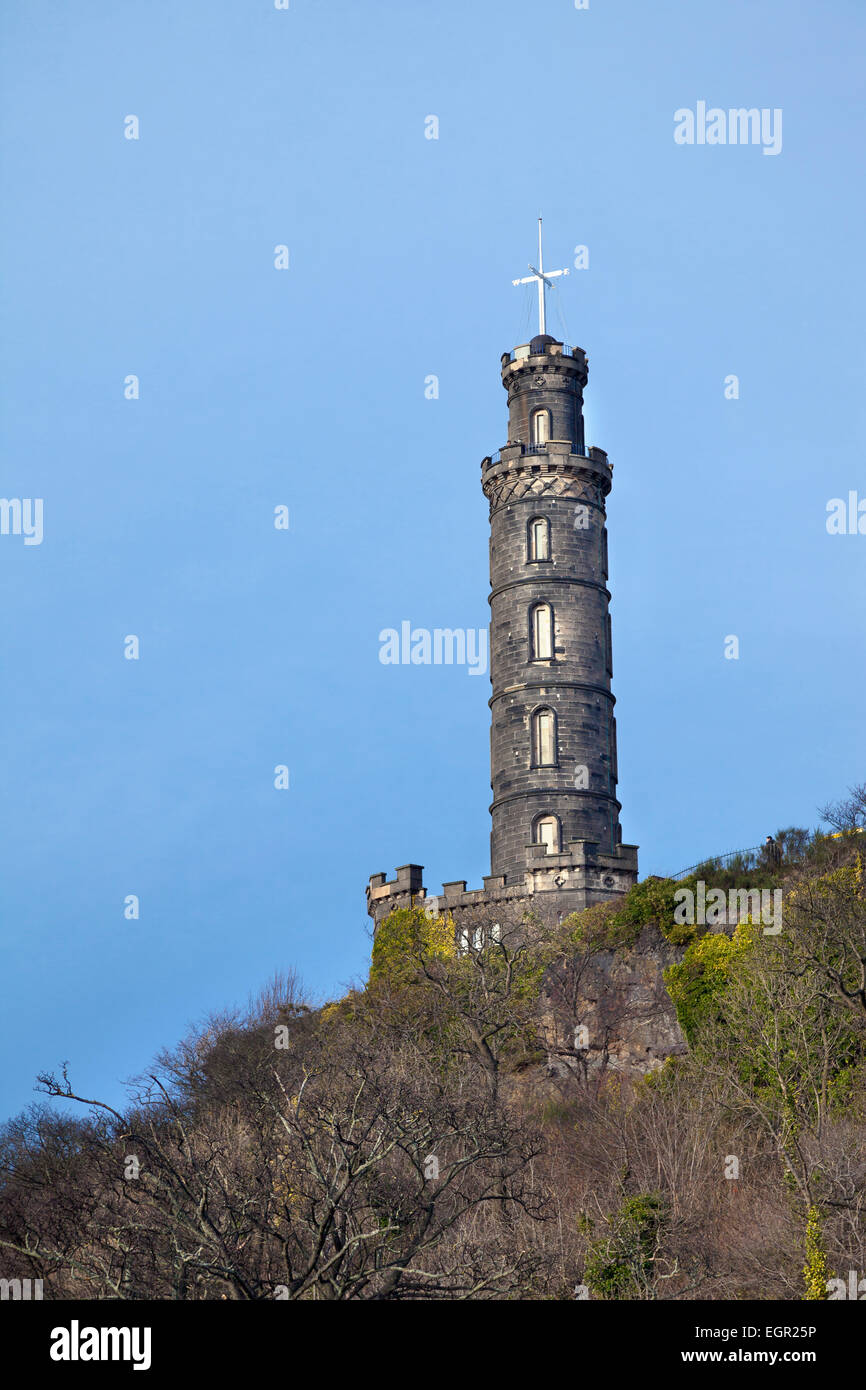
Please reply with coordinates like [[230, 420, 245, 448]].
[[511, 218, 569, 336]]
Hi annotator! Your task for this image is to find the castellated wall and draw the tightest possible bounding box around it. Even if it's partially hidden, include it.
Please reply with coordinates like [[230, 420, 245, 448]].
[[366, 844, 639, 936]]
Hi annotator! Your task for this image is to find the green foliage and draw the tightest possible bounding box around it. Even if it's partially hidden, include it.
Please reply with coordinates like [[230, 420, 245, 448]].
[[686, 859, 779, 894], [369, 906, 455, 987], [600, 872, 765, 946], [802, 1206, 831, 1300], [368, 908, 552, 1083], [664, 920, 757, 1046], [598, 872, 716, 946], [788, 857, 864, 916], [607, 876, 683, 943], [614, 878, 672, 927], [583, 1193, 667, 1300], [554, 899, 637, 953]]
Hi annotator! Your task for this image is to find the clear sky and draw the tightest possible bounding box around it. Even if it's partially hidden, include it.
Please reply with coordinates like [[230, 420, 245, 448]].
[[1, 0, 864, 1120]]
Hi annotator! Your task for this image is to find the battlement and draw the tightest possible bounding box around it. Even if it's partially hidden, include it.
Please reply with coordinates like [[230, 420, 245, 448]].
[[366, 840, 639, 933], [482, 439, 611, 470], [501, 338, 587, 371]]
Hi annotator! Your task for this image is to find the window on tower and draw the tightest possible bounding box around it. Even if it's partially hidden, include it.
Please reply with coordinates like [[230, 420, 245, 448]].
[[531, 409, 550, 445], [534, 814, 561, 855], [527, 516, 550, 562], [530, 602, 553, 661], [532, 708, 557, 766]]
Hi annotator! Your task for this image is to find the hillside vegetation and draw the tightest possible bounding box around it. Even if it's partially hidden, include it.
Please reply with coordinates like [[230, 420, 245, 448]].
[[1, 789, 864, 1300]]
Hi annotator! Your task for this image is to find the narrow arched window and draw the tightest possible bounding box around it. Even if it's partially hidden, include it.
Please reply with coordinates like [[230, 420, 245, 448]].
[[534, 814, 560, 855], [532, 708, 557, 766], [531, 409, 550, 445], [527, 516, 550, 562], [530, 603, 553, 661]]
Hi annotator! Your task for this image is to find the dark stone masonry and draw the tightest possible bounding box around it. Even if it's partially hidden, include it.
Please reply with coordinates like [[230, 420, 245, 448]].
[[368, 330, 639, 935]]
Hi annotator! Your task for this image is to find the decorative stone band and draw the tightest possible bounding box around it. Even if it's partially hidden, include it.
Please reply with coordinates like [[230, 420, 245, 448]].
[[481, 447, 611, 519], [487, 574, 611, 601], [502, 354, 588, 394]]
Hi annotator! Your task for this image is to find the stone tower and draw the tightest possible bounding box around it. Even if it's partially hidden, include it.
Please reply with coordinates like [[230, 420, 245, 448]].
[[484, 332, 626, 882], [367, 249, 638, 932]]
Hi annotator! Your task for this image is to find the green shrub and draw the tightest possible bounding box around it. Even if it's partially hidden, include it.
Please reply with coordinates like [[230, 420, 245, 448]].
[[664, 920, 757, 1045], [369, 906, 455, 987], [583, 1193, 667, 1300], [802, 1206, 832, 1301]]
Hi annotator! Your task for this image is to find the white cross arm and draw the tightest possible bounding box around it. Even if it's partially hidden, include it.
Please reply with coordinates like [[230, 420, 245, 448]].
[[530, 265, 569, 283], [512, 222, 569, 335], [513, 269, 569, 287]]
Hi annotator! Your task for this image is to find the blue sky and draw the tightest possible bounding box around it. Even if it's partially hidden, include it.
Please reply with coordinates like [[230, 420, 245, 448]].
[[1, 0, 864, 1119]]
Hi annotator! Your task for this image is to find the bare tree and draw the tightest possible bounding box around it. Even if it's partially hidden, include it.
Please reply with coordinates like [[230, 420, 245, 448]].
[[0, 977, 547, 1299], [820, 783, 866, 834]]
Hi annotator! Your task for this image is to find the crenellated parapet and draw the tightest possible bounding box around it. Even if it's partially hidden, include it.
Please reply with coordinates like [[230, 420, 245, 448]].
[[367, 840, 638, 935]]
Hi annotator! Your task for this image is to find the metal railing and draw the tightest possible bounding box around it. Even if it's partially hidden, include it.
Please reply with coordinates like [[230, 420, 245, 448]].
[[670, 829, 864, 880], [487, 441, 594, 464], [505, 343, 583, 362], [671, 845, 764, 881]]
